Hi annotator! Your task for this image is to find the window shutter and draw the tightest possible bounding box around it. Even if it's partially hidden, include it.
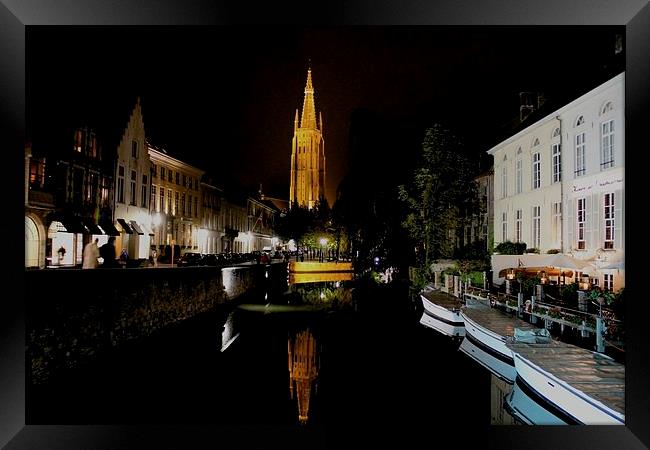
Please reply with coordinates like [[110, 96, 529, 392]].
[[589, 193, 598, 250], [566, 197, 574, 251], [614, 189, 623, 250], [597, 192, 604, 249]]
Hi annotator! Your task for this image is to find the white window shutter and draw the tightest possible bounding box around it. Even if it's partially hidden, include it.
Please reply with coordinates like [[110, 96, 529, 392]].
[[566, 198, 574, 251], [585, 195, 593, 249], [614, 189, 623, 250], [597, 192, 604, 249]]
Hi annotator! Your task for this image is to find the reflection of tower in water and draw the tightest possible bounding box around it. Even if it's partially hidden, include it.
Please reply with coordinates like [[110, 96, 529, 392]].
[[287, 328, 319, 425]]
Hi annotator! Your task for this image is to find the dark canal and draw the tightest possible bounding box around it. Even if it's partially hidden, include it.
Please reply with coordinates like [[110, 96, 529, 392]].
[[28, 274, 502, 432]]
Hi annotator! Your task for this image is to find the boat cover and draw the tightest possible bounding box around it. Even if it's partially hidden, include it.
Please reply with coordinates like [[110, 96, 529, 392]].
[[514, 327, 552, 343]]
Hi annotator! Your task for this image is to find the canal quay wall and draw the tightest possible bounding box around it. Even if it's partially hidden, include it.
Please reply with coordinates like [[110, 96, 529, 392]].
[[26, 262, 288, 384]]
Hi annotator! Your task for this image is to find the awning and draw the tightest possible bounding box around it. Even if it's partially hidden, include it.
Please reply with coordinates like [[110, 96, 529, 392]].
[[129, 220, 145, 235], [547, 254, 591, 270], [99, 221, 121, 236], [116, 218, 134, 234], [141, 222, 155, 236], [82, 218, 104, 235], [498, 267, 574, 278], [60, 216, 88, 234]]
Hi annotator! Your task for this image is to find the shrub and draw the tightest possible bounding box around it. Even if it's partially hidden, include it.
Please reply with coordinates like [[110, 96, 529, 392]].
[[525, 248, 540, 254], [494, 241, 527, 255], [546, 249, 560, 254]]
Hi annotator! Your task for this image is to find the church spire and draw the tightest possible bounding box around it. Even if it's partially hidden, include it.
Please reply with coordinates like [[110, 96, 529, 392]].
[[300, 67, 318, 130]]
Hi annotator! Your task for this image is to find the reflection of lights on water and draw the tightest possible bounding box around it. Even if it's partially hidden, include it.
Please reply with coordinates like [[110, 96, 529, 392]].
[[320, 292, 325, 299], [265, 270, 269, 278], [221, 312, 239, 352], [265, 292, 268, 300], [222, 267, 235, 293]]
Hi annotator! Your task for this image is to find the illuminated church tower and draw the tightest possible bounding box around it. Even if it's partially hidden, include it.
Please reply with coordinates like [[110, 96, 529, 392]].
[[289, 67, 326, 210]]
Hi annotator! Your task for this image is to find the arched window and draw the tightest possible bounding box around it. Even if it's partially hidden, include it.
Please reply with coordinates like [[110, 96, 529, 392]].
[[532, 138, 540, 147], [552, 127, 561, 138], [575, 115, 585, 127], [516, 146, 522, 155], [601, 101, 614, 115], [25, 216, 40, 268]]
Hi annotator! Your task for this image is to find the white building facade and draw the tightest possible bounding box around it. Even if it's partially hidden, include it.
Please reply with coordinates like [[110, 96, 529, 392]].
[[489, 73, 624, 291], [114, 98, 153, 260]]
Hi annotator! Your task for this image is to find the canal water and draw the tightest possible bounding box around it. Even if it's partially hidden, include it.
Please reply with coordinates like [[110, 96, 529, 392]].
[[28, 275, 499, 431]]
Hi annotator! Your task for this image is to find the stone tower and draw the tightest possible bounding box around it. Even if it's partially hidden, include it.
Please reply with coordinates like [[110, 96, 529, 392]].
[[289, 67, 326, 210]]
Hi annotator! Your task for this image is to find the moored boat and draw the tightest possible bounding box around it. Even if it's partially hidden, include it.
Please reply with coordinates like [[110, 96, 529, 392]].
[[507, 341, 625, 425], [419, 312, 465, 338], [504, 375, 569, 425], [420, 290, 464, 325], [460, 306, 541, 373], [458, 335, 516, 384]]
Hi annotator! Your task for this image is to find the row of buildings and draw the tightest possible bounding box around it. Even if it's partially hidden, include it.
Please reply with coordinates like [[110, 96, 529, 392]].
[[25, 98, 281, 268], [482, 72, 625, 291]]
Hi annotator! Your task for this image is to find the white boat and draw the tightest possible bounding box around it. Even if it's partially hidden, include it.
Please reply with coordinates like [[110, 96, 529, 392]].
[[504, 376, 569, 425], [419, 312, 465, 338], [508, 341, 625, 425], [458, 335, 516, 384], [420, 291, 464, 325], [459, 307, 516, 366]]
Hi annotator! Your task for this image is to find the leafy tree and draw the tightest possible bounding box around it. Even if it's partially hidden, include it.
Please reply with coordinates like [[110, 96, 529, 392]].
[[398, 124, 478, 268]]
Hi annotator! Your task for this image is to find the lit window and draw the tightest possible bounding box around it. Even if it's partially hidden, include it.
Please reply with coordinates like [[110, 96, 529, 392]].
[[603, 274, 614, 291]]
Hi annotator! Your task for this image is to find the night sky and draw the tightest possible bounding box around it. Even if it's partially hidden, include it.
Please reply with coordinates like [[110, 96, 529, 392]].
[[27, 26, 623, 204]]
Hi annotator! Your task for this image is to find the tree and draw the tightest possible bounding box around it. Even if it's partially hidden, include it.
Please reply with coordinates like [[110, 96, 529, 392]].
[[398, 124, 478, 269]]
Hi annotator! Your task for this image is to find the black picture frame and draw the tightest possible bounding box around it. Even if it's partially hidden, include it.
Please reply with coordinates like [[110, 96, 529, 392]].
[[2, 1, 649, 448]]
